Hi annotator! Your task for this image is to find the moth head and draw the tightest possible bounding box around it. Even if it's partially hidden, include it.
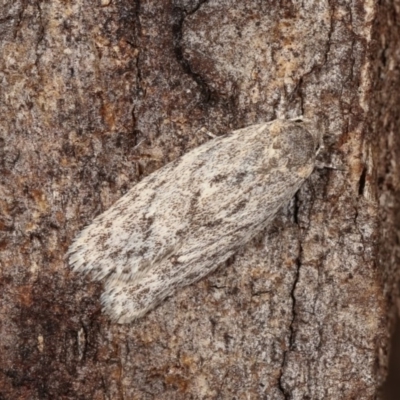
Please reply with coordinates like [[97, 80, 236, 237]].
[[289, 116, 323, 156]]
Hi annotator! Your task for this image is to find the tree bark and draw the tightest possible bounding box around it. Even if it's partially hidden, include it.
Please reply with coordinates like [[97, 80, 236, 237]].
[[1, 1, 399, 399]]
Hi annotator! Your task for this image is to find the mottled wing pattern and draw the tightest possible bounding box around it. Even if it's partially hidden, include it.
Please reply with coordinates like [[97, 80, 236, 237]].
[[68, 119, 319, 323]]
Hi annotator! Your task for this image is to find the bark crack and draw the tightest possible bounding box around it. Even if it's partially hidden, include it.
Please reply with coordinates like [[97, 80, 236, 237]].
[[171, 1, 215, 103], [278, 247, 302, 398]]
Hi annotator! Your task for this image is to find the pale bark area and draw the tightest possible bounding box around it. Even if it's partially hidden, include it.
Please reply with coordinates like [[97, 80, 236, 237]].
[[1, 0, 399, 399]]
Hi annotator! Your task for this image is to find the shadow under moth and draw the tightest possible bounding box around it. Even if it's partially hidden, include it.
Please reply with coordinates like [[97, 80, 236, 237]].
[[67, 118, 320, 323]]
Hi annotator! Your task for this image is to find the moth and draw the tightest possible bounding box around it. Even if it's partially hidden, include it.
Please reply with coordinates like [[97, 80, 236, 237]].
[[68, 118, 320, 323]]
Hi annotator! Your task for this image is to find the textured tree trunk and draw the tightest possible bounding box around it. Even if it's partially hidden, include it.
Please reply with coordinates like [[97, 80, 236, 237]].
[[1, 1, 399, 399]]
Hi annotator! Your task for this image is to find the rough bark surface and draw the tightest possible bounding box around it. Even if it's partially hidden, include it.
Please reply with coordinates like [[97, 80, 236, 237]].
[[1, 0, 399, 399]]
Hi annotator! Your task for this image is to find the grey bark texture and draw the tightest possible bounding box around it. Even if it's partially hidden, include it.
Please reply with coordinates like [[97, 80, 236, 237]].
[[0, 0, 399, 399]]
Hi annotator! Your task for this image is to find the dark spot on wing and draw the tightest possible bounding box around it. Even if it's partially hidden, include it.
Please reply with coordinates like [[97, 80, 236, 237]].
[[204, 218, 223, 228], [235, 171, 248, 183], [105, 266, 116, 276], [272, 141, 282, 149], [211, 174, 228, 183], [125, 248, 136, 258], [154, 179, 167, 189], [227, 199, 247, 216], [189, 190, 201, 212], [97, 232, 112, 247], [268, 157, 278, 168], [109, 249, 123, 259], [144, 216, 154, 228], [136, 246, 149, 257]]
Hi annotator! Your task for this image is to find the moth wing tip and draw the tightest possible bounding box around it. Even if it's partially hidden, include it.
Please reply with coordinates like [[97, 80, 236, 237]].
[[101, 285, 153, 324]]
